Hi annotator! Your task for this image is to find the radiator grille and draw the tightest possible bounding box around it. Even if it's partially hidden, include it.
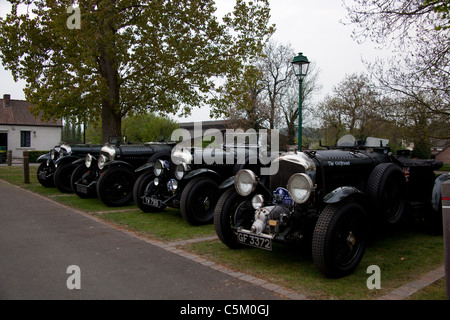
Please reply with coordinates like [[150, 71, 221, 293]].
[[270, 159, 305, 190]]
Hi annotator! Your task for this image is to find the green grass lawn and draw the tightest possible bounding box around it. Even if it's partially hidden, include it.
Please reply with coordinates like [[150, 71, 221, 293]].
[[181, 222, 444, 300], [0, 164, 446, 300]]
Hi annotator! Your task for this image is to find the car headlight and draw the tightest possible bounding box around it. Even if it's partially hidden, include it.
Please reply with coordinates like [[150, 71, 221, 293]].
[[85, 154, 93, 168], [50, 149, 57, 160], [98, 154, 107, 170], [59, 144, 71, 158], [175, 163, 190, 180], [235, 169, 257, 197], [154, 159, 167, 177], [251, 194, 264, 210], [286, 173, 314, 204]]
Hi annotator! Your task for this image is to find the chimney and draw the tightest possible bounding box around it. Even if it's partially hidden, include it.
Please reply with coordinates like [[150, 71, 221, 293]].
[[3, 94, 11, 108]]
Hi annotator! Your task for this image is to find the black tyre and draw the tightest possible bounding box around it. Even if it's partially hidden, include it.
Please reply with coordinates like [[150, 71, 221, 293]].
[[312, 201, 367, 278], [97, 166, 136, 207], [180, 177, 219, 225], [133, 171, 166, 213], [37, 162, 55, 188], [71, 164, 96, 198], [366, 163, 406, 225], [214, 188, 254, 249], [54, 161, 77, 193]]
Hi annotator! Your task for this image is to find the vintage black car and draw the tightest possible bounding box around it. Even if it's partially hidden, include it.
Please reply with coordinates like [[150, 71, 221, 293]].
[[36, 143, 102, 192], [133, 136, 270, 226], [71, 141, 175, 207], [36, 145, 60, 188], [214, 135, 450, 278]]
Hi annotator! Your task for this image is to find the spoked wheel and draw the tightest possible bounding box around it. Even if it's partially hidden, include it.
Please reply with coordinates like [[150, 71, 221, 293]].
[[214, 188, 255, 249], [97, 166, 136, 207], [180, 177, 219, 225], [133, 171, 166, 213], [312, 201, 368, 278]]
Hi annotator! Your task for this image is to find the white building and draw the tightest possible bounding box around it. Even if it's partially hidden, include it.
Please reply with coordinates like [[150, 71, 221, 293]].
[[0, 94, 62, 160]]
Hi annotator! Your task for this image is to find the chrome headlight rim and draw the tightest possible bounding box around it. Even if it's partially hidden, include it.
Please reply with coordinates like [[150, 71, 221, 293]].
[[175, 163, 190, 180], [85, 154, 93, 168], [154, 159, 166, 177], [50, 149, 57, 160], [286, 173, 314, 204], [251, 194, 264, 210], [101, 145, 116, 159], [59, 144, 72, 158], [235, 169, 257, 197], [98, 154, 108, 170]]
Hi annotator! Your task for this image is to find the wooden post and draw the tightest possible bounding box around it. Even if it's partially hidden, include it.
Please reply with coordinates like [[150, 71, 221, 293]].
[[23, 151, 30, 184], [442, 180, 450, 300], [7, 150, 12, 166]]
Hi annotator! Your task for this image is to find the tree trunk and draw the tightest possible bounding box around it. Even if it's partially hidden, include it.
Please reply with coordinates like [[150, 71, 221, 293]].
[[98, 47, 121, 143], [101, 99, 121, 143]]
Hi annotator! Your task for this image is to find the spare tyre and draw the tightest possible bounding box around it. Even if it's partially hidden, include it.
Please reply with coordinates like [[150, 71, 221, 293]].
[[366, 163, 406, 225]]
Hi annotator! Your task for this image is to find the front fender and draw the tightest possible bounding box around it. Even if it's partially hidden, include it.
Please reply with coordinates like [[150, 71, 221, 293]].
[[219, 175, 235, 190], [323, 186, 365, 204], [72, 157, 85, 165], [135, 162, 154, 173], [37, 153, 51, 162], [184, 168, 222, 181], [103, 160, 134, 170], [54, 156, 80, 167], [432, 173, 450, 213]]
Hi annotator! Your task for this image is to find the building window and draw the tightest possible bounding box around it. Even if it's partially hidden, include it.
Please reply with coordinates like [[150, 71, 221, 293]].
[[20, 131, 31, 147]]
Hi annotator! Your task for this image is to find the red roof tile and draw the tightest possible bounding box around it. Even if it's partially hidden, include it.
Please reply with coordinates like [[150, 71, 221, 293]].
[[0, 97, 62, 127]]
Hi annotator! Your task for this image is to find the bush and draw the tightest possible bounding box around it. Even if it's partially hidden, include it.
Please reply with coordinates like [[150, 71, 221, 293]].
[[412, 139, 431, 159], [28, 151, 49, 163]]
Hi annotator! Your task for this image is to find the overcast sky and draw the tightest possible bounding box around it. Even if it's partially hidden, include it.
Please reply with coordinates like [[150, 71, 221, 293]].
[[0, 0, 392, 123]]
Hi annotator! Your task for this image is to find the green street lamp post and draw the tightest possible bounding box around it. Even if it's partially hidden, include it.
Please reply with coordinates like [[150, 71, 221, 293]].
[[291, 52, 310, 150]]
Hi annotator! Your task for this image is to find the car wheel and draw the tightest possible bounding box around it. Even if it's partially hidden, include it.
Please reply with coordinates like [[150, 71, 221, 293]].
[[133, 171, 166, 213], [366, 163, 406, 225], [54, 161, 77, 193], [71, 164, 96, 198], [97, 166, 136, 207], [312, 201, 367, 278], [214, 188, 254, 249], [180, 177, 219, 225], [37, 162, 55, 188]]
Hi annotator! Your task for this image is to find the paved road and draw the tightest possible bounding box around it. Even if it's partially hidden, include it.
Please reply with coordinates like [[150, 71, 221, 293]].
[[0, 179, 282, 300]]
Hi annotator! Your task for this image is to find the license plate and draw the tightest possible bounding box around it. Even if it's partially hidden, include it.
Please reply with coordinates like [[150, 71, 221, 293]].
[[76, 184, 88, 194], [237, 231, 272, 251], [143, 196, 164, 208]]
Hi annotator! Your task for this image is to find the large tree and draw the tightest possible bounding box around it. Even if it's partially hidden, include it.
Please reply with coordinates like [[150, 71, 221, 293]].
[[343, 0, 450, 139], [318, 73, 390, 144], [215, 40, 321, 146], [0, 0, 274, 142]]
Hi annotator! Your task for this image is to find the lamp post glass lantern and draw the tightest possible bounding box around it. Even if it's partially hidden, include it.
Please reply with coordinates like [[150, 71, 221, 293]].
[[291, 52, 310, 150]]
